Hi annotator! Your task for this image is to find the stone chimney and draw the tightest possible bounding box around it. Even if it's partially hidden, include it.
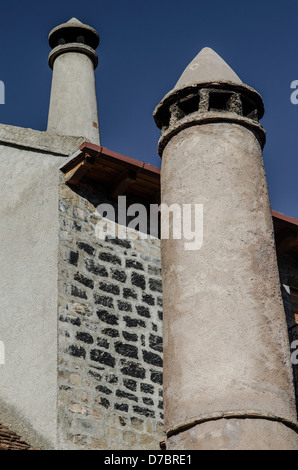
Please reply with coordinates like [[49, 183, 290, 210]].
[[154, 47, 298, 449], [47, 18, 100, 144]]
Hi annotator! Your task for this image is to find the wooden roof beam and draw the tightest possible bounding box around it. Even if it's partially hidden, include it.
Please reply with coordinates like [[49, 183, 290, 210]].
[[64, 153, 93, 185], [108, 169, 137, 199]]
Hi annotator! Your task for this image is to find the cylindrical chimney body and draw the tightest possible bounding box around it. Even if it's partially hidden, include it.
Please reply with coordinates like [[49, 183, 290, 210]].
[[47, 18, 100, 144], [154, 48, 298, 450]]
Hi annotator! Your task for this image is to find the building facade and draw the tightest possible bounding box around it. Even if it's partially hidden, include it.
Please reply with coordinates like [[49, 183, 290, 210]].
[[0, 18, 297, 450]]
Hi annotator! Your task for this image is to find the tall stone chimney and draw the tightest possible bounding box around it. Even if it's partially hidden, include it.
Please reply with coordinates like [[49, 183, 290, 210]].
[[154, 47, 298, 449], [47, 18, 100, 144]]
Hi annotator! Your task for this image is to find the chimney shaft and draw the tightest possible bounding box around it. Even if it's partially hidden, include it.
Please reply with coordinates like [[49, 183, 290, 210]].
[[154, 48, 298, 449], [47, 18, 100, 144]]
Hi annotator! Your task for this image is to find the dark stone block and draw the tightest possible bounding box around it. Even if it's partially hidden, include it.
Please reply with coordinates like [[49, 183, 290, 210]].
[[96, 337, 109, 349], [94, 294, 114, 308], [118, 417, 127, 427], [68, 344, 86, 359], [142, 294, 155, 306], [120, 360, 146, 379], [98, 252, 122, 265], [149, 278, 162, 293], [158, 311, 163, 321], [111, 269, 127, 283], [85, 259, 108, 277], [142, 397, 154, 406], [59, 315, 81, 327], [73, 221, 82, 232], [123, 316, 146, 328], [107, 374, 118, 384], [122, 331, 138, 342], [115, 403, 129, 412], [90, 349, 115, 367], [158, 400, 163, 410], [96, 309, 118, 325], [99, 281, 120, 295], [151, 370, 163, 385], [68, 250, 79, 266], [117, 300, 132, 312], [95, 385, 113, 395], [74, 272, 94, 289], [99, 397, 110, 409], [124, 378, 137, 391], [143, 350, 162, 367], [102, 328, 119, 337], [126, 259, 144, 271], [131, 272, 146, 290], [105, 236, 131, 249], [116, 389, 138, 402], [157, 297, 163, 307], [132, 405, 155, 418], [76, 331, 94, 344], [149, 334, 163, 352], [88, 369, 102, 381], [136, 305, 150, 318], [77, 241, 95, 256], [115, 342, 138, 359], [140, 383, 154, 395], [71, 285, 87, 299], [123, 288, 137, 300]]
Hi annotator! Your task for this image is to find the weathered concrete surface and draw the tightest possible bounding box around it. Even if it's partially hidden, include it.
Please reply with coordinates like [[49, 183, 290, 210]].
[[167, 418, 298, 450], [0, 144, 65, 448], [160, 122, 298, 449], [47, 51, 100, 145], [0, 123, 86, 156], [174, 47, 243, 90]]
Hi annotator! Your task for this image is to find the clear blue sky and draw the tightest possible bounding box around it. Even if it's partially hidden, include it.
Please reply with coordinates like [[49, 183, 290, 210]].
[[0, 0, 298, 217]]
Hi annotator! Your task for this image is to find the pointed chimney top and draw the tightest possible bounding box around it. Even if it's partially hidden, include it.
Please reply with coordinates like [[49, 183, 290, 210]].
[[153, 46, 265, 156], [66, 17, 84, 24], [174, 47, 243, 90]]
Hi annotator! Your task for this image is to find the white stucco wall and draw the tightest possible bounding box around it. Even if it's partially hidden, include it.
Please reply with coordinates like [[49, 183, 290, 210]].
[[0, 125, 84, 448]]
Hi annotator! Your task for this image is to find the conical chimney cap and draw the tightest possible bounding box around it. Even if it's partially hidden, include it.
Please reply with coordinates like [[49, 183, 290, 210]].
[[174, 47, 242, 90], [48, 17, 99, 50], [66, 17, 84, 25]]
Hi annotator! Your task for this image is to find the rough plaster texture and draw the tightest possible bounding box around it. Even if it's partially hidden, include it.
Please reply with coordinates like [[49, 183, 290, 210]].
[[160, 122, 298, 449], [167, 418, 298, 450], [0, 142, 67, 448], [47, 52, 100, 145], [174, 47, 243, 90], [0, 123, 86, 156]]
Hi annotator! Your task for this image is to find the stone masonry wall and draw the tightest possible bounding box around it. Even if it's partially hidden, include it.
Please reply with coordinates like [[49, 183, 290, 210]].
[[57, 178, 164, 450], [277, 253, 298, 414]]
